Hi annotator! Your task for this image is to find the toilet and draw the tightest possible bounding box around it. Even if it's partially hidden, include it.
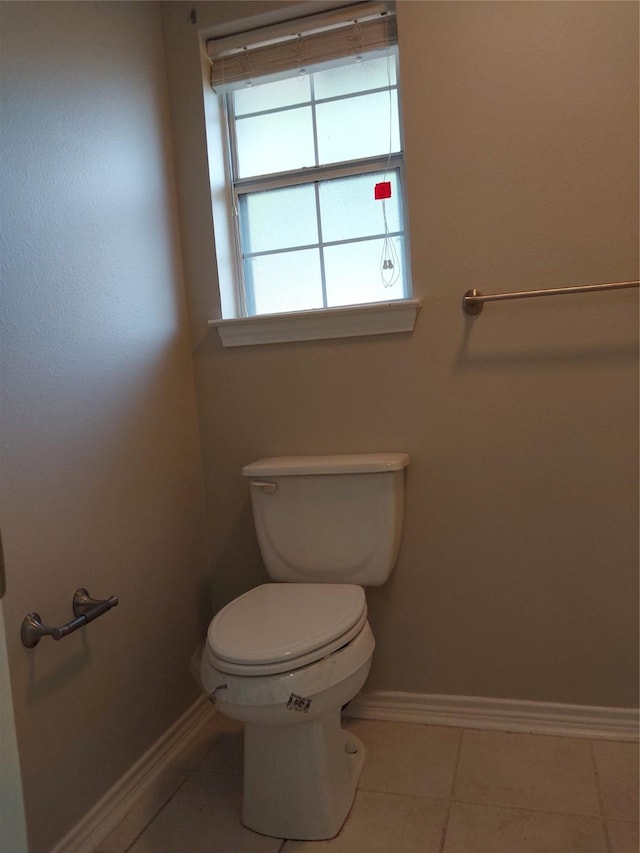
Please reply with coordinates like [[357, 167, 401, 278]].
[[199, 452, 409, 840]]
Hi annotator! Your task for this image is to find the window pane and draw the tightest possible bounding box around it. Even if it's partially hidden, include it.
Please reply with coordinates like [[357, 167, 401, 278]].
[[318, 171, 402, 244], [323, 237, 405, 307], [240, 185, 318, 254], [246, 249, 324, 315], [233, 76, 310, 116], [235, 107, 315, 177], [314, 53, 397, 100], [316, 91, 400, 165]]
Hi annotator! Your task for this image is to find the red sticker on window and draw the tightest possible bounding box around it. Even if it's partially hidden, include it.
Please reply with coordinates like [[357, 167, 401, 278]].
[[374, 181, 392, 200]]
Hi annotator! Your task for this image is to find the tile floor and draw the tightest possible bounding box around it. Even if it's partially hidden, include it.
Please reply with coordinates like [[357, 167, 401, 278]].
[[95, 712, 638, 853]]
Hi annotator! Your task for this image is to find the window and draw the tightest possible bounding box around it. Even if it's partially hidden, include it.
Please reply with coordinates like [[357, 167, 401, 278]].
[[206, 2, 420, 346]]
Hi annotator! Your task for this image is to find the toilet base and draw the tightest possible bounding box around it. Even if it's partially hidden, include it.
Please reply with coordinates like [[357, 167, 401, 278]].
[[242, 711, 365, 840]]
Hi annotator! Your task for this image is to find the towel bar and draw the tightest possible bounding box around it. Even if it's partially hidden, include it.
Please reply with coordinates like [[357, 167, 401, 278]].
[[21, 588, 118, 648], [462, 280, 639, 316]]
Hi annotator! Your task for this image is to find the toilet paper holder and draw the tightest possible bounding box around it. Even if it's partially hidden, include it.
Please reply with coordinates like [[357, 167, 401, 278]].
[[21, 588, 119, 648]]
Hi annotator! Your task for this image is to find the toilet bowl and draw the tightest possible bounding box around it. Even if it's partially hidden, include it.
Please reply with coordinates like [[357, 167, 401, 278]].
[[202, 583, 374, 720], [198, 453, 409, 840], [200, 583, 375, 839]]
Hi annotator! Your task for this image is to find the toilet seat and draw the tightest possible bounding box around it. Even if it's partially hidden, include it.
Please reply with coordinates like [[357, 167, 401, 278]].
[[207, 583, 367, 677]]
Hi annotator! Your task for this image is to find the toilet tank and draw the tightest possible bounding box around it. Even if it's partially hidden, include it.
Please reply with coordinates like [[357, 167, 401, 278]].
[[242, 453, 409, 586]]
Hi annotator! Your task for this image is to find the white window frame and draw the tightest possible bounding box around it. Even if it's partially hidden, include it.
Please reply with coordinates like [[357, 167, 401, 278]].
[[205, 2, 420, 347]]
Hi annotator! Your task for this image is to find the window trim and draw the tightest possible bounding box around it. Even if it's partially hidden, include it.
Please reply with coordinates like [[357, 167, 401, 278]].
[[210, 298, 421, 347]]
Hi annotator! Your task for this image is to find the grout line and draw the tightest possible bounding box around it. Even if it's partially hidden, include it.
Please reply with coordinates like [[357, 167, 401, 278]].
[[590, 739, 613, 853], [438, 728, 464, 853], [188, 767, 243, 778], [447, 796, 604, 822], [355, 785, 606, 823], [357, 787, 450, 804], [123, 774, 192, 853]]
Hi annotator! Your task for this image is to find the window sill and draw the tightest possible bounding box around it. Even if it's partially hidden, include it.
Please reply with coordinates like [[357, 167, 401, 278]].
[[209, 299, 421, 347]]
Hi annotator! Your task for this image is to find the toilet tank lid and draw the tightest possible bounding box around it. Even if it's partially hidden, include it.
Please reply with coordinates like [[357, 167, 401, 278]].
[[242, 453, 410, 477]]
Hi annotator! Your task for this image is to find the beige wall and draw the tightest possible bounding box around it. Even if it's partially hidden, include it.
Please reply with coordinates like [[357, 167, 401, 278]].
[[0, 3, 208, 851], [0, 1, 636, 848], [163, 0, 638, 708]]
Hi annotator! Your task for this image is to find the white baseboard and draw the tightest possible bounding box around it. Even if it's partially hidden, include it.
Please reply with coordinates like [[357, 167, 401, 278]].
[[344, 690, 639, 742], [50, 696, 215, 853]]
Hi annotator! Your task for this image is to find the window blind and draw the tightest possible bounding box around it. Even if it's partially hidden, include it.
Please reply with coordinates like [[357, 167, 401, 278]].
[[207, 2, 396, 90]]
